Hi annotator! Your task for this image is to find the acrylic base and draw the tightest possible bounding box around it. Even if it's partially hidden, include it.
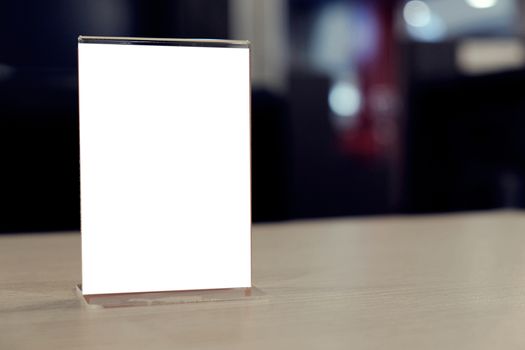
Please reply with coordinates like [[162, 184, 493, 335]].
[[75, 284, 265, 309]]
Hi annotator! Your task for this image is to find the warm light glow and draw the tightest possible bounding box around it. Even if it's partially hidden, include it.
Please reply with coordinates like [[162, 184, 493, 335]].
[[457, 39, 525, 75], [329, 81, 362, 118], [403, 0, 432, 27], [465, 0, 498, 9]]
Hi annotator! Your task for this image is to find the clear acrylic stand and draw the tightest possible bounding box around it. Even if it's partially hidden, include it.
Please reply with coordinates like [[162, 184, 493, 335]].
[[76, 284, 265, 309]]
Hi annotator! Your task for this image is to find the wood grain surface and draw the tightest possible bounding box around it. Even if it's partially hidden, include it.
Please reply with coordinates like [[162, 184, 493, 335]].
[[2, 210, 525, 349]]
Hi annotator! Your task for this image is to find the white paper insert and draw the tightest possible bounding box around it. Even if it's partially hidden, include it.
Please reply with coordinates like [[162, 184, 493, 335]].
[[78, 40, 251, 295]]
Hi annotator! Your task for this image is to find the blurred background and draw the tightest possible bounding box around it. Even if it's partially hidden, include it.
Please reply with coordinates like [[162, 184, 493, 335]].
[[1, 0, 525, 232]]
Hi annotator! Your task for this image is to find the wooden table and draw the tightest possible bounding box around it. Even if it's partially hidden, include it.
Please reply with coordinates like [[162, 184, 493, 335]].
[[2, 210, 525, 349]]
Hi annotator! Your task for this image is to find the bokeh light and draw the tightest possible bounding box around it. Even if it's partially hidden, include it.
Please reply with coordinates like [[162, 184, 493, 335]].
[[465, 0, 498, 9], [329, 81, 362, 118]]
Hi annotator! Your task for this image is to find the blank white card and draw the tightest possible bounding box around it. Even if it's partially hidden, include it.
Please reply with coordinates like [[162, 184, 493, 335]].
[[78, 37, 251, 295]]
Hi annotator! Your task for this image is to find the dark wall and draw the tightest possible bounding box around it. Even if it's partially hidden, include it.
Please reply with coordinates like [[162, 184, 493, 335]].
[[404, 42, 525, 213], [0, 0, 228, 232]]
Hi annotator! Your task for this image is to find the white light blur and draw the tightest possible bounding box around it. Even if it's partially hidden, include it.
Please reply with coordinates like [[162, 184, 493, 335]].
[[309, 2, 353, 75], [329, 81, 362, 118], [406, 13, 447, 42], [403, 0, 432, 27], [465, 0, 498, 9]]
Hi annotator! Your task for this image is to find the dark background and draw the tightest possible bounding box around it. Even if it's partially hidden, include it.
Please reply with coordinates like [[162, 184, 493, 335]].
[[1, 0, 524, 232]]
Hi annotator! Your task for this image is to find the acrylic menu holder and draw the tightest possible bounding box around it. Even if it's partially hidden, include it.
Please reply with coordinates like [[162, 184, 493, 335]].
[[77, 36, 259, 307]]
